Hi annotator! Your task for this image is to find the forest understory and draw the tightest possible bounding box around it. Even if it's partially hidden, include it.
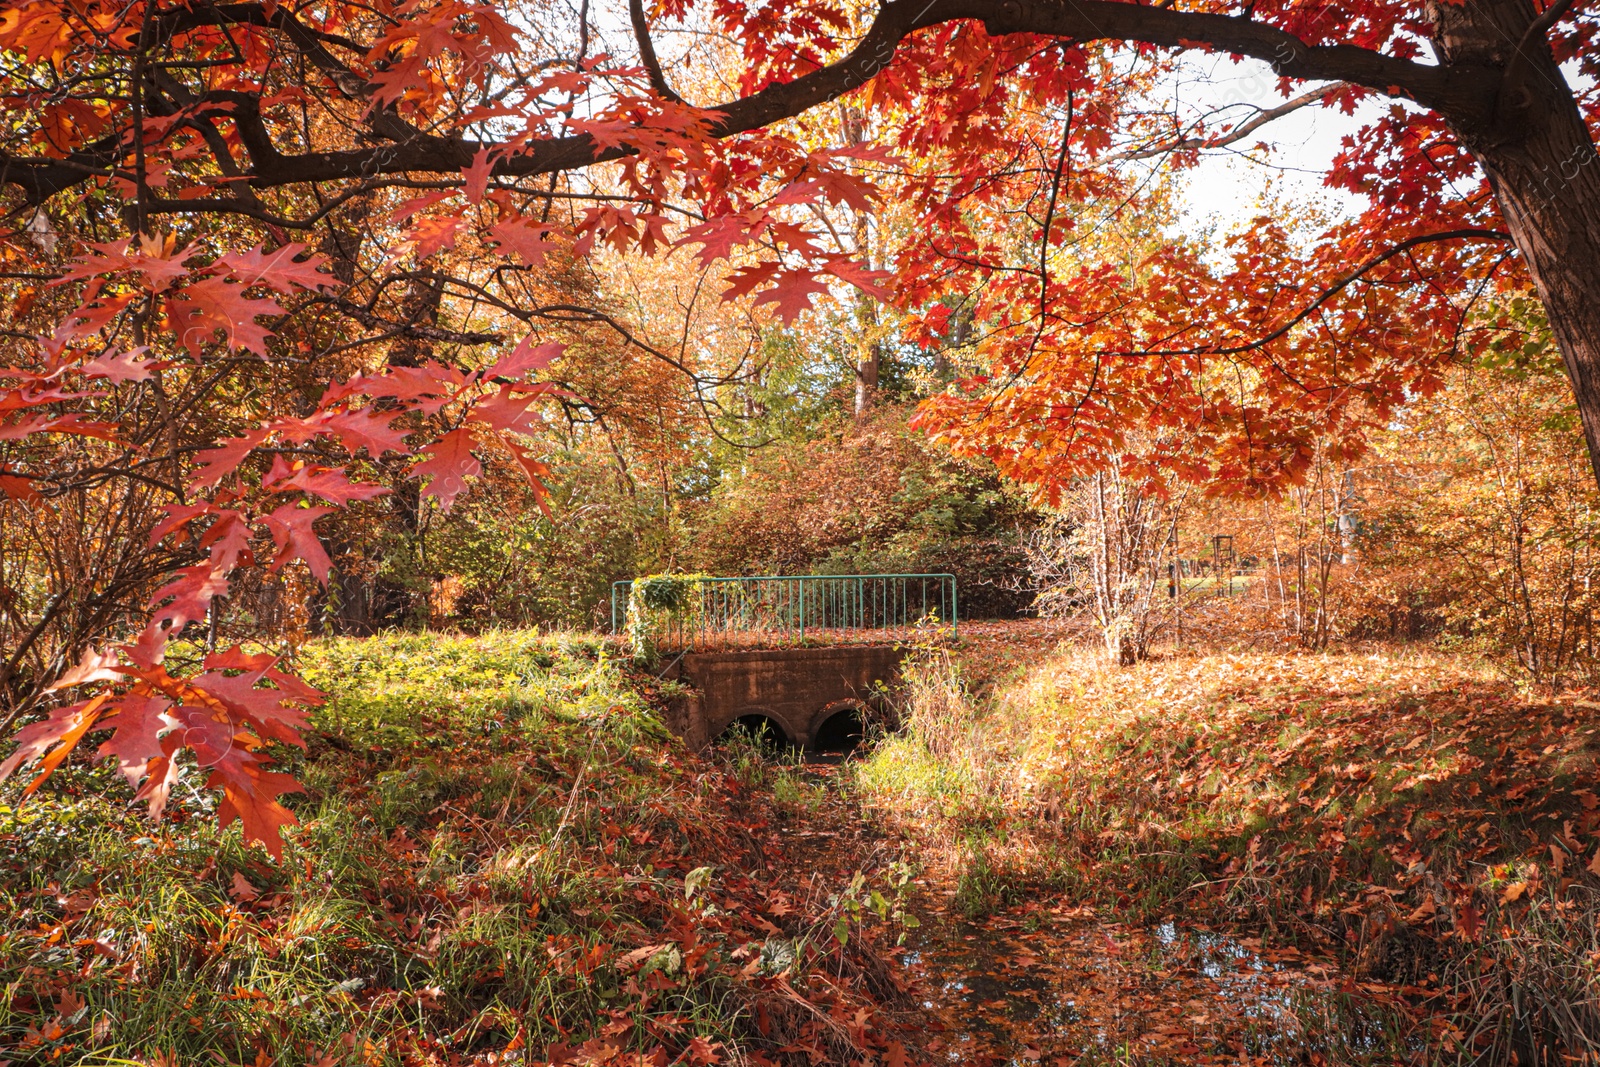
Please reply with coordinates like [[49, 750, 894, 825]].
[[5, 622, 1598, 1066]]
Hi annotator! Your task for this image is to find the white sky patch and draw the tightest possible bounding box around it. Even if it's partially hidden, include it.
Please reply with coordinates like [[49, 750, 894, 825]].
[[1127, 54, 1389, 237], [1155, 54, 1591, 239]]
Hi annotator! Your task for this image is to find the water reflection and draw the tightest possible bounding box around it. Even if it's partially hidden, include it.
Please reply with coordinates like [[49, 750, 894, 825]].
[[898, 903, 1400, 1065]]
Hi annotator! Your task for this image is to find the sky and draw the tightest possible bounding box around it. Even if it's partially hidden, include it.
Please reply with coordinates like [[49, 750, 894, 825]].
[[1149, 55, 1387, 234]]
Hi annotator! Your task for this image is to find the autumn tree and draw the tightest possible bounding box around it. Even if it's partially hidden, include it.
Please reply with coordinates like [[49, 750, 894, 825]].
[[2, 0, 1598, 852]]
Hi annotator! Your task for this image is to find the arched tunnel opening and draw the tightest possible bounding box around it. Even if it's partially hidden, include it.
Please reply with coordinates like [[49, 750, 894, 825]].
[[811, 705, 865, 755], [717, 714, 793, 753]]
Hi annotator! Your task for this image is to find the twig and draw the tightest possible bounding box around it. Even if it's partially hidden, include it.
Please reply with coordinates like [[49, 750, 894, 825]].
[[551, 738, 597, 847]]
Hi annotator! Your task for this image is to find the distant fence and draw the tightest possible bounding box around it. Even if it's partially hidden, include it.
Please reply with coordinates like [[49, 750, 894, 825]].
[[611, 574, 958, 653]]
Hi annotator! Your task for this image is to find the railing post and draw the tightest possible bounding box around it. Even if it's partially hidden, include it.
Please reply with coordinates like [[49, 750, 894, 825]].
[[612, 580, 629, 635]]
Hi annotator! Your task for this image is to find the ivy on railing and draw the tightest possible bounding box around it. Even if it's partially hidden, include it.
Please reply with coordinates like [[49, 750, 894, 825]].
[[625, 573, 711, 661]]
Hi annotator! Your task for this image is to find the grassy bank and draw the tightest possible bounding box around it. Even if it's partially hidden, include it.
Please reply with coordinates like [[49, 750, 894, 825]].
[[0, 632, 912, 1065], [856, 642, 1600, 1063]]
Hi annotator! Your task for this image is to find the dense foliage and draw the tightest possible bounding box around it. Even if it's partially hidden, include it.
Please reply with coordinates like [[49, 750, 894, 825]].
[[2, 0, 1599, 862]]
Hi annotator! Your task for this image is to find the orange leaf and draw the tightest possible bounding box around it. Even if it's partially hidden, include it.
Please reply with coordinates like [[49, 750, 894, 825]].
[[230, 871, 261, 902], [207, 746, 305, 860], [9, 693, 113, 798]]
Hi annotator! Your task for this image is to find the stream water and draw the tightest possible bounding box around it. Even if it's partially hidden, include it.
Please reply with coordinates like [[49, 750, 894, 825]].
[[896, 894, 1401, 1065]]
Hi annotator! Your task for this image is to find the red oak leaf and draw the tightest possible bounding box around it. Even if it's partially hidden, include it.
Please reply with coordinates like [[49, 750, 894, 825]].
[[193, 646, 318, 748], [207, 745, 306, 860], [148, 502, 216, 547], [0, 471, 40, 503], [191, 429, 270, 490], [277, 466, 391, 505], [0, 696, 108, 785], [322, 362, 463, 410], [0, 413, 121, 442], [199, 647, 325, 715], [390, 190, 456, 223], [262, 503, 334, 584], [260, 453, 296, 489], [753, 271, 831, 324], [146, 562, 230, 637], [463, 148, 494, 203], [685, 1036, 721, 1066], [92, 692, 177, 788], [320, 409, 413, 456], [202, 511, 255, 571], [0, 415, 58, 442], [167, 276, 283, 356], [173, 703, 242, 768], [488, 336, 565, 380], [367, 52, 431, 109], [822, 258, 895, 302], [81, 348, 155, 383], [491, 432, 552, 516], [48, 646, 124, 690], [413, 427, 481, 511], [44, 414, 121, 442], [130, 562, 231, 668], [489, 218, 557, 265], [133, 737, 182, 820], [192, 675, 308, 749], [721, 261, 783, 303], [402, 215, 463, 260], [469, 386, 544, 437], [214, 244, 332, 291], [677, 215, 766, 266], [57, 240, 189, 293]]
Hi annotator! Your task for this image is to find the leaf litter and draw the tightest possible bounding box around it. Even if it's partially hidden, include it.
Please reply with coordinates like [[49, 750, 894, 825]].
[[848, 623, 1600, 1064], [7, 624, 1600, 1063]]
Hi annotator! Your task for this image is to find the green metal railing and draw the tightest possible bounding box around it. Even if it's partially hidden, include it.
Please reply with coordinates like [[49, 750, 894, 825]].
[[611, 573, 957, 652]]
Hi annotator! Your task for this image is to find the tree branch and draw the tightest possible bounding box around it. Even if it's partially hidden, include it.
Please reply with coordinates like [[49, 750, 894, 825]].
[[0, 0, 1493, 204], [1134, 228, 1514, 360], [629, 0, 684, 104], [1499, 0, 1584, 131], [1109, 82, 1350, 162]]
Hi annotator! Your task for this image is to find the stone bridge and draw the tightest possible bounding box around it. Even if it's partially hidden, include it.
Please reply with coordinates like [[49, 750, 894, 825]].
[[658, 645, 907, 751]]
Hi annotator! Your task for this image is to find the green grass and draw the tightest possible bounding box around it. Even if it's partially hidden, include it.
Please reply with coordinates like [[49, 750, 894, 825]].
[[0, 631, 904, 1066]]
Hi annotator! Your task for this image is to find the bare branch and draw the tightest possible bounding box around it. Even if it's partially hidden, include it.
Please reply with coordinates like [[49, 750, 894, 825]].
[[1109, 82, 1350, 162]]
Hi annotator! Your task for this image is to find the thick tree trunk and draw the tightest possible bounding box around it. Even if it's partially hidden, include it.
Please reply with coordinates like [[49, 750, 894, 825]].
[[1470, 119, 1600, 489], [1437, 1, 1600, 487]]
